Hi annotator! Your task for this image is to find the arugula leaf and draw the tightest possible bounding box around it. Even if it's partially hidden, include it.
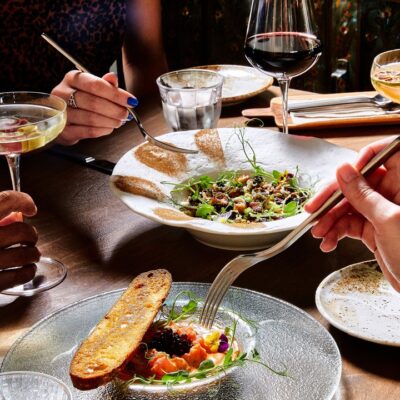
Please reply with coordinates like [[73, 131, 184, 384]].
[[272, 170, 281, 180], [284, 201, 297, 215], [195, 203, 215, 218], [199, 175, 214, 189]]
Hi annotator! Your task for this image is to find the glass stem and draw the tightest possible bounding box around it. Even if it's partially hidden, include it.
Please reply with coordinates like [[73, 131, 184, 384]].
[[6, 154, 21, 192], [278, 78, 291, 134]]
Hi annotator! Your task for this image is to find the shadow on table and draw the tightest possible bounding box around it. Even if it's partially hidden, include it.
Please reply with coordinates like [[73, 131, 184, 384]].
[[105, 224, 372, 311], [105, 225, 238, 281], [329, 326, 400, 382]]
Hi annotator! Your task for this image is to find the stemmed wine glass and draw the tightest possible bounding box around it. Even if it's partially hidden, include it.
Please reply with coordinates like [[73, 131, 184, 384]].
[[0, 92, 67, 296], [371, 49, 400, 104], [244, 0, 322, 134]]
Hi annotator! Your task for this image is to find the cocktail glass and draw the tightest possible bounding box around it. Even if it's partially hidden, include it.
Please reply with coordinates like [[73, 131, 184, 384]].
[[371, 49, 400, 103], [0, 92, 67, 296]]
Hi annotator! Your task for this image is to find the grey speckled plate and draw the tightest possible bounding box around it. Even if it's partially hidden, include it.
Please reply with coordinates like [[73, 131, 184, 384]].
[[195, 65, 274, 105], [316, 260, 400, 347], [1, 283, 341, 400]]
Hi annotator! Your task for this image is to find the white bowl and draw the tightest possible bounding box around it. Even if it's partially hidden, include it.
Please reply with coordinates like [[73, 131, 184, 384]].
[[111, 128, 356, 250]]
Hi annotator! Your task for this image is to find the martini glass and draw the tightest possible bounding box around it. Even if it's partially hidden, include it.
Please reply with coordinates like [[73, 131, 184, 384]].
[[371, 49, 400, 104], [0, 92, 67, 296]]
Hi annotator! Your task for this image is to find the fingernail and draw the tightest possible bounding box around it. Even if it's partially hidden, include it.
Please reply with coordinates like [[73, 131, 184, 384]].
[[127, 113, 134, 121], [338, 163, 358, 183], [127, 97, 139, 107]]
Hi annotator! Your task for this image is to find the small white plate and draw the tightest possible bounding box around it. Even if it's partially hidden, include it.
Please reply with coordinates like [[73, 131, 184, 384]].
[[316, 260, 400, 346], [195, 65, 274, 105]]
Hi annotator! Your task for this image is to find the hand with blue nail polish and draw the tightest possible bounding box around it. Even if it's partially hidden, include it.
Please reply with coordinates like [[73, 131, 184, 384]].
[[52, 71, 139, 145], [0, 0, 167, 146], [305, 136, 400, 292]]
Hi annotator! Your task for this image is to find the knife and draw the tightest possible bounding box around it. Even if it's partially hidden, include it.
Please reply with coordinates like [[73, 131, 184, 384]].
[[291, 106, 400, 119], [47, 145, 115, 175], [288, 94, 393, 112]]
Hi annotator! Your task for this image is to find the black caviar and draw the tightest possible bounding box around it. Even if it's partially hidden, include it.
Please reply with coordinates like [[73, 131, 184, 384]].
[[148, 328, 192, 357]]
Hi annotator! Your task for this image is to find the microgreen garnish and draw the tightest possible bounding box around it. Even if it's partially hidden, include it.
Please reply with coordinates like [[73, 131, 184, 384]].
[[165, 291, 200, 323], [162, 125, 313, 223]]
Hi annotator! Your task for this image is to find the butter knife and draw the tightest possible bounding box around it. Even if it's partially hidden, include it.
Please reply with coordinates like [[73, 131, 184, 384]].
[[292, 107, 400, 119], [288, 94, 392, 112]]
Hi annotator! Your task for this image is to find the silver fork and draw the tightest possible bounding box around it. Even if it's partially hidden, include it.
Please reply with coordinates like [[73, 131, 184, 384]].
[[200, 135, 400, 328], [41, 33, 198, 155]]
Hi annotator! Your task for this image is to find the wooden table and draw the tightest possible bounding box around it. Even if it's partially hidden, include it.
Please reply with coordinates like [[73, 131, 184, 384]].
[[0, 86, 399, 399]]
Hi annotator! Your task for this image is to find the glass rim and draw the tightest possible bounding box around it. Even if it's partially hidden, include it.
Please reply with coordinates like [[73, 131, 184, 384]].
[[156, 69, 224, 91], [0, 370, 72, 397], [373, 49, 400, 68], [0, 91, 67, 131]]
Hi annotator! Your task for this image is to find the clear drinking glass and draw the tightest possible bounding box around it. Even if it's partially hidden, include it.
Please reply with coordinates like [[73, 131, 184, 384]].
[[371, 49, 400, 103], [244, 0, 322, 134], [0, 371, 72, 400], [157, 69, 224, 131], [0, 92, 67, 296]]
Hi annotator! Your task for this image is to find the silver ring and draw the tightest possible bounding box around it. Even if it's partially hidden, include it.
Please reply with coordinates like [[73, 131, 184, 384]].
[[67, 90, 78, 109]]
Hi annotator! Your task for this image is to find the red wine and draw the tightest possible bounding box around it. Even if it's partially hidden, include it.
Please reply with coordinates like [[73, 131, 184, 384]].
[[245, 32, 322, 78]]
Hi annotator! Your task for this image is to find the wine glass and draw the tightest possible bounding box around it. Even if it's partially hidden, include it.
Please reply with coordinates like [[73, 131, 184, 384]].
[[0, 92, 67, 296], [371, 49, 400, 103], [244, 0, 322, 134]]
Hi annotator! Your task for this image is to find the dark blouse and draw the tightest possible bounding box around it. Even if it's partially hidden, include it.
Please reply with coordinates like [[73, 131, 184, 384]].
[[0, 0, 127, 92]]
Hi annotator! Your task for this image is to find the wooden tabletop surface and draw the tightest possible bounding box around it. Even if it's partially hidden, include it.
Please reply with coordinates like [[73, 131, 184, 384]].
[[0, 86, 399, 399]]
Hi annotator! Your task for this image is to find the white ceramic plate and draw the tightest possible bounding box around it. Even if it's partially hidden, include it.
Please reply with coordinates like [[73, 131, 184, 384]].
[[195, 65, 274, 105], [316, 260, 400, 346], [110, 128, 356, 250], [1, 283, 342, 400]]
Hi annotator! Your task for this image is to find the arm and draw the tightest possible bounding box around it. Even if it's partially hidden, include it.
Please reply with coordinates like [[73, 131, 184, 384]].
[[123, 0, 168, 98]]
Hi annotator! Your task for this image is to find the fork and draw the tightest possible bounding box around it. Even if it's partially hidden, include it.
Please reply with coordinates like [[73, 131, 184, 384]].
[[41, 33, 198, 155], [200, 135, 400, 328]]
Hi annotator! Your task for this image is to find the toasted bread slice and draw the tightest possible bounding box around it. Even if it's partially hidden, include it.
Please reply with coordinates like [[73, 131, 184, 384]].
[[70, 269, 172, 390]]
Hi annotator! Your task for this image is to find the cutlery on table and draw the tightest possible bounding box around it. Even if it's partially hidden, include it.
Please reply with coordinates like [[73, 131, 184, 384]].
[[48, 144, 115, 175], [288, 93, 392, 112], [41, 33, 198, 155], [291, 106, 400, 119], [199, 135, 400, 328]]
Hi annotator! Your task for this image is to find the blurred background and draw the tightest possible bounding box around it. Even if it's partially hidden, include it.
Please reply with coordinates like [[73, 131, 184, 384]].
[[161, 0, 400, 93]]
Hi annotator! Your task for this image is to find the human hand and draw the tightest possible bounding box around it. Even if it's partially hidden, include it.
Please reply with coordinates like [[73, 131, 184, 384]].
[[305, 136, 400, 291], [0, 191, 40, 291], [52, 71, 138, 145]]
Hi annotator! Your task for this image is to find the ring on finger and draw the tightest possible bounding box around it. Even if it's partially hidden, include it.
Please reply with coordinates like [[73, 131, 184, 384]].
[[67, 90, 79, 109]]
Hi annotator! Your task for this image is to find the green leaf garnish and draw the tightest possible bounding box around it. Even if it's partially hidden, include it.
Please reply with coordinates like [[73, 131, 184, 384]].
[[195, 203, 215, 218], [198, 359, 215, 371], [283, 201, 297, 215]]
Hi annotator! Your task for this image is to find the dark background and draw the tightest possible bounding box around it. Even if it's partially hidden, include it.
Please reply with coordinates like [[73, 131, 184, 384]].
[[161, 0, 400, 93]]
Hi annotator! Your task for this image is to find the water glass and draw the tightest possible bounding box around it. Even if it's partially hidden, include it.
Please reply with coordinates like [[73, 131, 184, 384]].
[[157, 69, 223, 131], [0, 371, 72, 400]]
